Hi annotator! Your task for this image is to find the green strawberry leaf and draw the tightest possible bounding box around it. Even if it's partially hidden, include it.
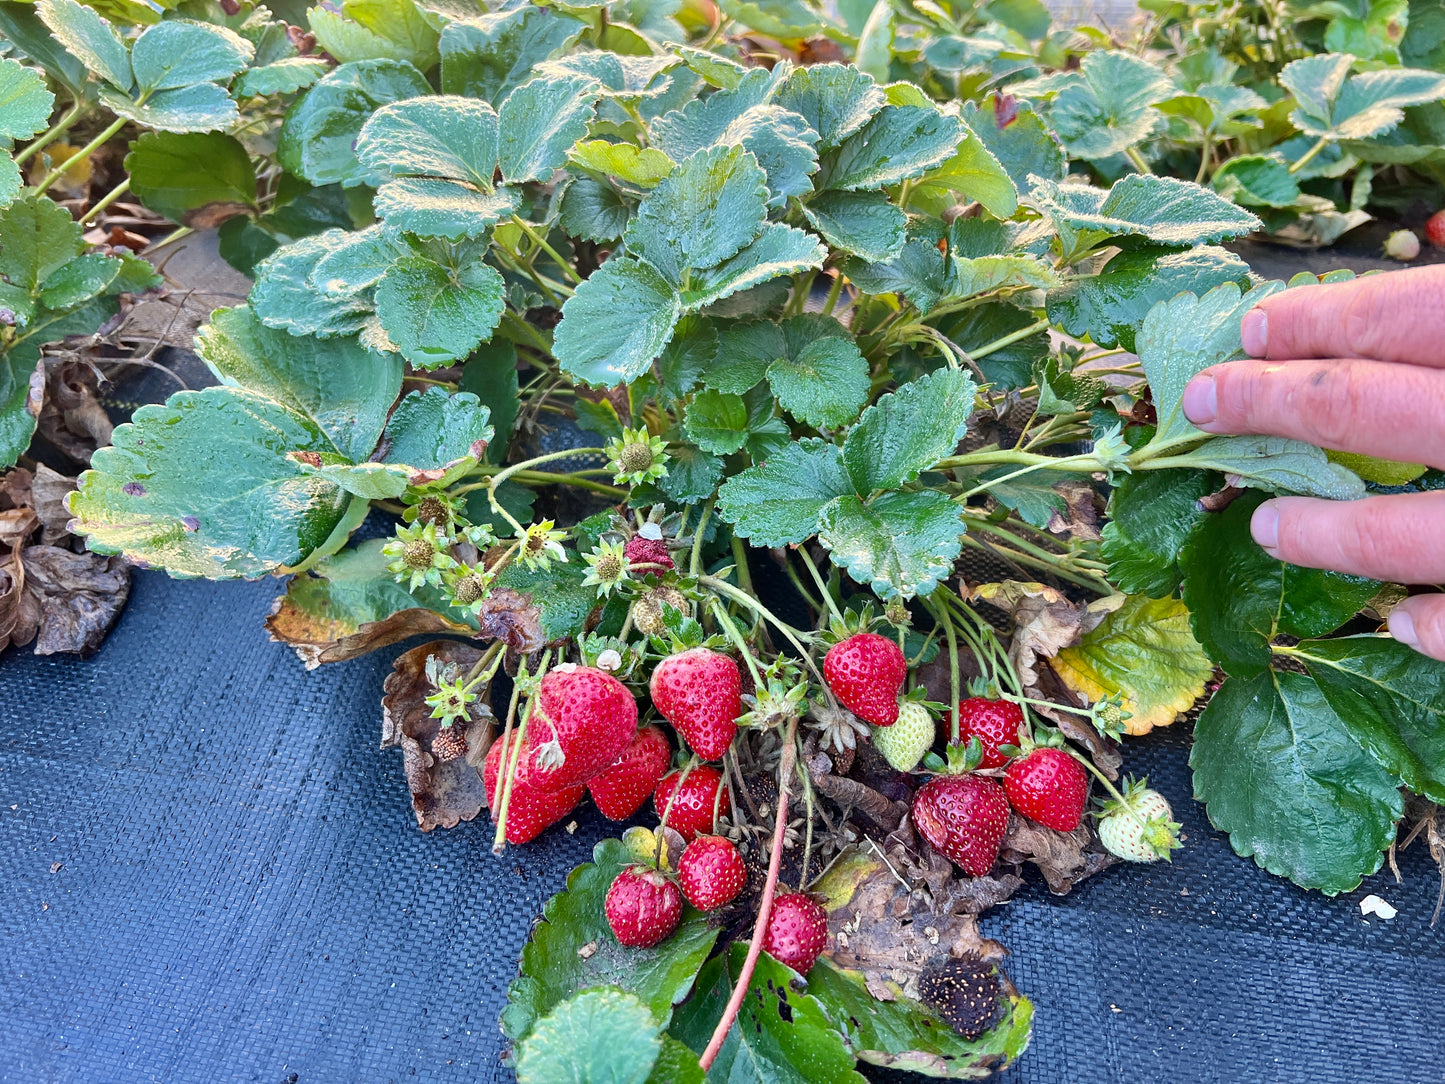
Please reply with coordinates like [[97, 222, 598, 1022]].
[[680, 224, 824, 310], [670, 944, 866, 1083], [569, 139, 675, 186], [944, 217, 1057, 300], [775, 62, 884, 148], [1211, 155, 1301, 208], [842, 366, 976, 494], [818, 489, 964, 600], [961, 96, 1066, 195], [660, 442, 724, 503], [764, 317, 870, 429], [334, 0, 439, 70], [0, 344, 42, 470], [716, 437, 853, 546], [101, 83, 242, 133], [0, 0, 93, 104], [554, 255, 682, 386], [250, 233, 374, 339], [498, 74, 596, 184], [125, 131, 257, 223], [501, 838, 719, 1044], [655, 314, 718, 400], [1031, 50, 1170, 160], [38, 253, 122, 309], [800, 189, 906, 262], [822, 104, 964, 191], [374, 254, 506, 368], [1099, 468, 1219, 596], [0, 191, 85, 291], [1047, 246, 1250, 354], [1279, 52, 1445, 141], [310, 224, 402, 295], [1295, 635, 1445, 804], [842, 222, 947, 313], [357, 95, 499, 187], [515, 988, 664, 1084], [908, 119, 1019, 219], [372, 176, 521, 241], [279, 59, 431, 188], [1191, 668, 1402, 895], [36, 0, 131, 91], [234, 57, 330, 98], [458, 340, 518, 463], [808, 958, 1033, 1077], [1153, 434, 1366, 500], [439, 5, 585, 104], [624, 144, 768, 285], [683, 388, 750, 454], [1053, 594, 1214, 735], [559, 176, 632, 242], [937, 302, 1050, 390], [1180, 491, 1379, 677], [381, 385, 493, 481], [129, 18, 253, 92], [647, 1036, 705, 1084], [0, 58, 54, 141]]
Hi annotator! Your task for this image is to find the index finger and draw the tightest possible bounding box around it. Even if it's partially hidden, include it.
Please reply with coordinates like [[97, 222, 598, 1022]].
[[1242, 265, 1445, 367]]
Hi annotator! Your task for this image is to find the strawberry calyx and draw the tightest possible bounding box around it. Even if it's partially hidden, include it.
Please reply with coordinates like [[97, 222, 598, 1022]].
[[922, 737, 986, 776]]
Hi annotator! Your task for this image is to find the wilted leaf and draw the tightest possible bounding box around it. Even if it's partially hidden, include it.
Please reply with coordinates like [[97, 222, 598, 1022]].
[[969, 581, 1122, 690], [998, 812, 1117, 894], [15, 545, 130, 656], [380, 639, 495, 832]]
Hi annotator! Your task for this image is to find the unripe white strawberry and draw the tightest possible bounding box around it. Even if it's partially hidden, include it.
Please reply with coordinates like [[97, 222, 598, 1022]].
[[872, 701, 934, 772], [1097, 778, 1181, 863], [1383, 229, 1420, 262]]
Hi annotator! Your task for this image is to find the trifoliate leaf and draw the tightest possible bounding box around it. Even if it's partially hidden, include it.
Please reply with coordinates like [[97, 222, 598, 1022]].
[[945, 217, 1057, 300], [1211, 154, 1301, 208], [672, 43, 748, 91], [1046, 245, 1251, 353], [800, 189, 905, 262], [775, 62, 884, 148], [439, 5, 585, 104], [1134, 281, 1284, 447], [843, 366, 977, 493], [234, 57, 330, 98], [716, 437, 853, 546], [0, 58, 54, 141], [682, 224, 824, 311], [554, 255, 682, 386], [1191, 669, 1402, 894], [819, 489, 964, 600], [1279, 52, 1445, 140], [197, 305, 400, 463], [1180, 492, 1379, 677], [569, 140, 674, 186], [1037, 50, 1169, 160], [1099, 468, 1217, 596], [125, 131, 257, 224], [36, 0, 131, 91], [279, 59, 432, 187], [649, 66, 781, 157], [514, 988, 662, 1084], [375, 255, 505, 368], [842, 223, 947, 313], [1157, 435, 1366, 500], [655, 315, 717, 399], [1296, 636, 1445, 804], [1053, 595, 1213, 735], [101, 83, 241, 134], [909, 119, 1019, 219], [357, 95, 498, 186], [624, 144, 768, 284], [559, 176, 631, 242], [962, 96, 1066, 194], [129, 19, 254, 92], [682, 388, 749, 454], [372, 176, 521, 241], [250, 233, 374, 338], [822, 104, 964, 191], [1031, 174, 1263, 258], [342, 0, 441, 70], [498, 75, 596, 184]]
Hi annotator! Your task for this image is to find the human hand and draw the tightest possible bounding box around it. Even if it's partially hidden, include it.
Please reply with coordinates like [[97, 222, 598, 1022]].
[[1179, 265, 1445, 660]]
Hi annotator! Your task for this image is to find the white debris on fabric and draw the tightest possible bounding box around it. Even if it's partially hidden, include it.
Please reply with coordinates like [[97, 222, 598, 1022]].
[[1359, 894, 1399, 920]]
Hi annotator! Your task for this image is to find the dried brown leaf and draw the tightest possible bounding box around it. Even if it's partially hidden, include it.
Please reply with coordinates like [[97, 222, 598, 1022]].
[[30, 465, 77, 546], [998, 812, 1117, 895], [380, 640, 496, 832], [1046, 480, 1101, 541], [969, 580, 1123, 691], [265, 592, 473, 670], [19, 545, 130, 656], [36, 359, 113, 465]]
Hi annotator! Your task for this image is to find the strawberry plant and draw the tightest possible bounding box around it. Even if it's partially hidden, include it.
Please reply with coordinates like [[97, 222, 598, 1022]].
[[4, 0, 1445, 1078]]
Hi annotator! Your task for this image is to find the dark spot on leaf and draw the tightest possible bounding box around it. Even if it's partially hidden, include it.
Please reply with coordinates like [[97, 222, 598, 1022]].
[[182, 516, 200, 532], [292, 450, 323, 468], [776, 990, 793, 1024], [121, 482, 145, 497]]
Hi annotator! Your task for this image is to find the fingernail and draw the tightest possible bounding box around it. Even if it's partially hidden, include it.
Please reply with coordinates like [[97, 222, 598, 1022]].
[[1390, 609, 1419, 649], [1182, 374, 1217, 425], [1251, 502, 1279, 552], [1241, 310, 1267, 357]]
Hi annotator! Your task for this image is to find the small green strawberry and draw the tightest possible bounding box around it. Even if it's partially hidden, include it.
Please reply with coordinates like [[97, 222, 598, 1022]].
[[1097, 777, 1181, 863], [873, 701, 934, 772]]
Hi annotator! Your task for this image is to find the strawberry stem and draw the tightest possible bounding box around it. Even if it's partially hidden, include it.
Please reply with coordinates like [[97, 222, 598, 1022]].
[[709, 598, 766, 689], [698, 575, 828, 693], [656, 756, 697, 867], [927, 597, 962, 743], [492, 650, 551, 854], [689, 499, 714, 577], [698, 717, 799, 1072], [796, 545, 845, 626]]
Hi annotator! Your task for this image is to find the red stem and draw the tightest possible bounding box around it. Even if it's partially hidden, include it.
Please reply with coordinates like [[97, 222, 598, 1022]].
[[698, 719, 798, 1071]]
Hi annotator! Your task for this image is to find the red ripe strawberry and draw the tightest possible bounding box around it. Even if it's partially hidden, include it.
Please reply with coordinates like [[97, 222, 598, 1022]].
[[605, 866, 683, 948], [948, 698, 1024, 770], [677, 835, 747, 911], [483, 739, 584, 845], [824, 633, 905, 726], [762, 892, 828, 974], [912, 775, 1010, 877], [651, 648, 741, 760], [1003, 747, 1088, 832], [588, 726, 672, 820], [1426, 209, 1445, 249], [513, 664, 638, 792], [624, 533, 673, 571], [654, 765, 730, 841]]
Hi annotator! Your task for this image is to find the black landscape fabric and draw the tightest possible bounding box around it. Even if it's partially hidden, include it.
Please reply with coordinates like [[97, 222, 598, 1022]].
[[2, 569, 1443, 1084]]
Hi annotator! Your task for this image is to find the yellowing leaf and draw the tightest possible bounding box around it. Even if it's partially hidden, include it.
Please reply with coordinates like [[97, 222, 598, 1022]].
[[1052, 595, 1212, 735]]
